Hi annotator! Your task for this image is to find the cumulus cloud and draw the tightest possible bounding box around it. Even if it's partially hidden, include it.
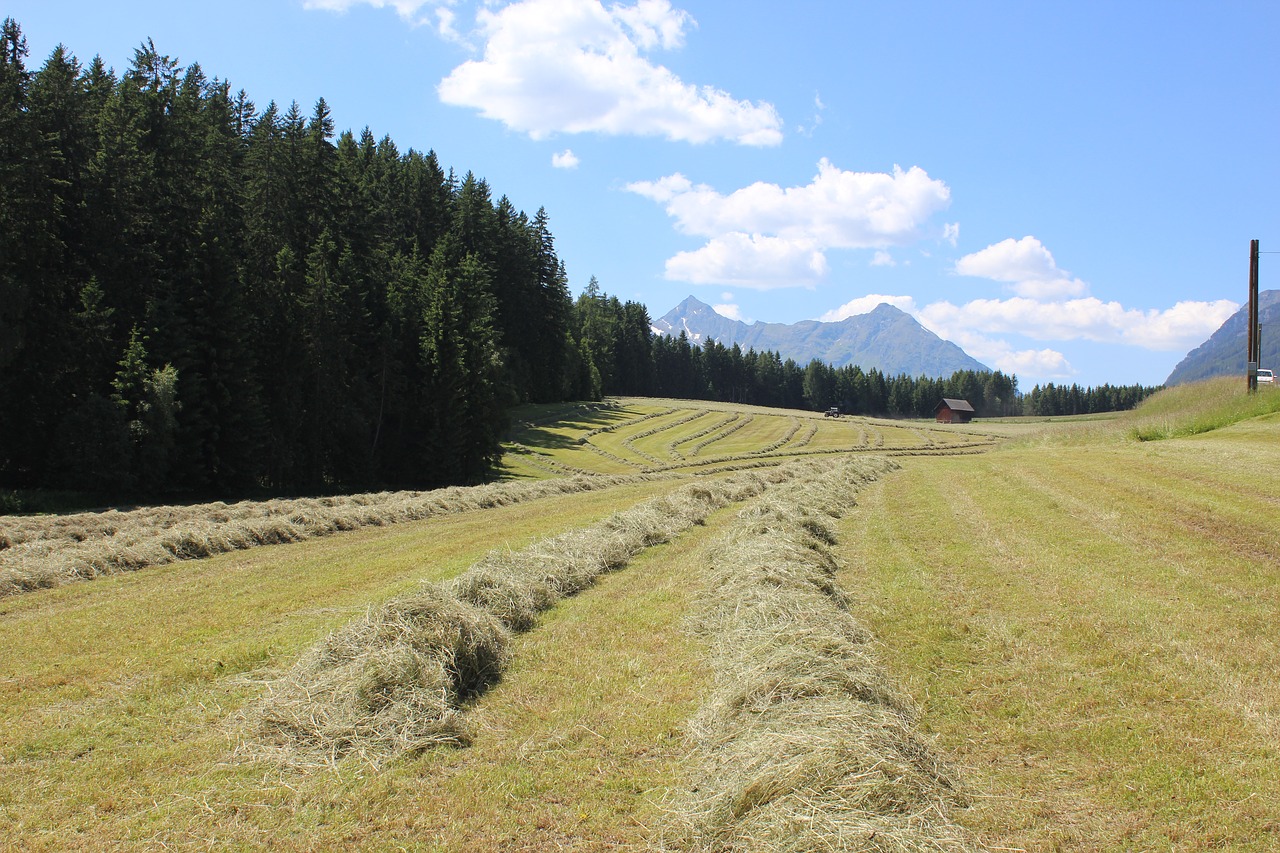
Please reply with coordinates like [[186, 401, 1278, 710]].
[[955, 236, 1088, 299], [436, 0, 782, 145], [665, 233, 828, 288], [940, 234, 1237, 359], [870, 250, 896, 267], [627, 160, 951, 287], [552, 148, 580, 169], [933, 325, 1075, 379], [992, 346, 1074, 378], [713, 302, 747, 321], [918, 296, 1239, 352], [434, 5, 465, 43], [819, 294, 918, 322]]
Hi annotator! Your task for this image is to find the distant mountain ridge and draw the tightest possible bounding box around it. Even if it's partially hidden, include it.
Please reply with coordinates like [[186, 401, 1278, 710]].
[[1165, 289, 1280, 385], [652, 296, 990, 378]]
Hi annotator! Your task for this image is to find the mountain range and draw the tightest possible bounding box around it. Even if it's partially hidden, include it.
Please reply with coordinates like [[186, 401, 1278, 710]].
[[652, 296, 990, 378], [1165, 289, 1280, 385]]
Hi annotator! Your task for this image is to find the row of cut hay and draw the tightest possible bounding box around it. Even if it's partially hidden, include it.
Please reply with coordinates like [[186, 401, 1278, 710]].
[[660, 456, 977, 852], [748, 416, 802, 456], [0, 474, 654, 598], [668, 413, 741, 460], [792, 421, 819, 448], [503, 443, 599, 477], [908, 428, 938, 448], [245, 462, 820, 768], [249, 585, 510, 767], [619, 409, 711, 465], [688, 414, 754, 457], [578, 407, 678, 441], [577, 438, 648, 469], [658, 435, 996, 479]]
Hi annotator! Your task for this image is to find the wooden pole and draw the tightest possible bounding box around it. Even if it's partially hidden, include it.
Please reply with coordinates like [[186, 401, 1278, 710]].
[[1248, 239, 1259, 393], [1254, 240, 1261, 375]]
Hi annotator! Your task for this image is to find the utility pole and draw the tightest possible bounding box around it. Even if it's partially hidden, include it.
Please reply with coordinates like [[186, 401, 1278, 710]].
[[1247, 239, 1259, 393]]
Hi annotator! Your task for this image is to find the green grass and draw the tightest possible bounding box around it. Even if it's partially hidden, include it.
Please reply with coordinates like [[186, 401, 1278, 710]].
[[502, 397, 986, 477], [1121, 377, 1280, 441], [5, 383, 1279, 849], [840, 422, 1280, 849]]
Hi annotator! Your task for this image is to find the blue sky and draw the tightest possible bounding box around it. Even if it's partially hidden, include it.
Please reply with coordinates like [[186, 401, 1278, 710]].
[[9, 0, 1278, 386]]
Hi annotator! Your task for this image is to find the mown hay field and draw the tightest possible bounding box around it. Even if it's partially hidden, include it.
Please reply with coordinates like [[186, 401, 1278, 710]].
[[2, 384, 1278, 850]]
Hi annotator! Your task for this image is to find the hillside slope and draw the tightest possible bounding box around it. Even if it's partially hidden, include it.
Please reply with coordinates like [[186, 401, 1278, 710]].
[[1165, 289, 1279, 384]]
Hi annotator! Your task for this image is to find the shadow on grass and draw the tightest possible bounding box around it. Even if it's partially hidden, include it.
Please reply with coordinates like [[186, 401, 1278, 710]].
[[506, 406, 644, 450]]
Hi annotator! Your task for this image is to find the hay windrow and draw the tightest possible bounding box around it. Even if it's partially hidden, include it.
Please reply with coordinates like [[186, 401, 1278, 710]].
[[661, 455, 977, 852], [248, 585, 510, 767], [0, 473, 656, 598], [244, 461, 824, 768]]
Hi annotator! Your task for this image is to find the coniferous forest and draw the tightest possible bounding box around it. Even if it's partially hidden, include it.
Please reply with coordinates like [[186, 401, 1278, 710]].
[[0, 20, 582, 498], [0, 21, 1157, 502]]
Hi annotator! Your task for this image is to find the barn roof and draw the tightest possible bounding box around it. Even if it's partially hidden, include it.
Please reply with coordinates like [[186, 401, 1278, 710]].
[[937, 398, 975, 412]]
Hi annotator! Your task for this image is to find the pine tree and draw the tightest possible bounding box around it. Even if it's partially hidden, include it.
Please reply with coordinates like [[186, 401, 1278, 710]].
[[420, 240, 505, 484]]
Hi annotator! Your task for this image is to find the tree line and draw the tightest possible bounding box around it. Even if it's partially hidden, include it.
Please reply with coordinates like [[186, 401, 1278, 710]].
[[0, 20, 577, 497], [571, 284, 1157, 418], [571, 284, 1021, 417], [1020, 382, 1159, 417]]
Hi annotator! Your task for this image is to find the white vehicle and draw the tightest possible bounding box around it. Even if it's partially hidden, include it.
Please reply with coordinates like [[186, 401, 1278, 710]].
[[1258, 368, 1274, 384]]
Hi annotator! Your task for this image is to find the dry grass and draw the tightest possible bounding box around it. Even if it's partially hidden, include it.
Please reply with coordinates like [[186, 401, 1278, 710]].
[[662, 456, 977, 852], [0, 474, 651, 597], [0, 478, 682, 850], [249, 586, 510, 767], [242, 464, 817, 768]]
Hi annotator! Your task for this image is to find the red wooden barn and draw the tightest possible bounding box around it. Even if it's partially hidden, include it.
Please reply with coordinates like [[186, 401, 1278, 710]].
[[935, 398, 975, 424]]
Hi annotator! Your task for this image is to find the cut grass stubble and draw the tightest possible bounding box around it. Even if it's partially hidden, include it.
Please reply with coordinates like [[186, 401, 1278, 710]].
[[662, 456, 978, 852], [245, 463, 819, 768]]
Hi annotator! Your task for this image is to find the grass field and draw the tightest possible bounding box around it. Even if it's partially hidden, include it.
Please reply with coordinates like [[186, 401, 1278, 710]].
[[2, 382, 1278, 850]]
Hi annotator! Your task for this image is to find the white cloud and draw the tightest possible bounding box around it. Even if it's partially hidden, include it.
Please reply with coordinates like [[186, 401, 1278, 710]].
[[870, 250, 896, 267], [819, 294, 918, 322], [627, 159, 951, 287], [713, 303, 747, 321], [612, 0, 692, 49], [665, 233, 828, 288], [942, 222, 959, 247], [435, 5, 465, 43], [939, 234, 1237, 364], [927, 324, 1075, 379], [630, 160, 950, 245], [955, 236, 1088, 299], [437, 0, 782, 145], [918, 296, 1239, 352], [552, 148, 580, 168]]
